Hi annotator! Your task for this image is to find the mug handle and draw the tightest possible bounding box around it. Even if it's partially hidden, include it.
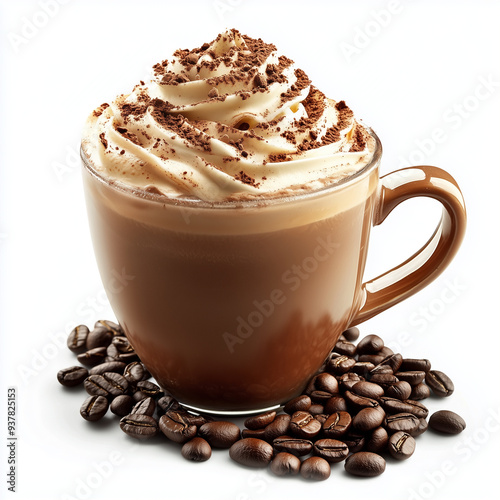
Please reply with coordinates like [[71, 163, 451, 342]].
[[350, 166, 467, 326]]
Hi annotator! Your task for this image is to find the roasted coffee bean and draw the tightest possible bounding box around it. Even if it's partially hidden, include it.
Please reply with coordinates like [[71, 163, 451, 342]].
[[357, 334, 384, 354], [344, 452, 386, 477], [110, 394, 134, 417], [429, 410, 466, 434], [342, 326, 360, 341], [57, 366, 88, 387], [395, 370, 426, 386], [67, 325, 89, 353], [106, 343, 138, 364], [289, 411, 322, 439], [80, 395, 108, 421], [364, 426, 389, 453], [313, 438, 349, 463], [273, 435, 313, 457], [77, 347, 107, 367], [352, 381, 384, 399], [368, 364, 394, 375], [352, 407, 385, 432], [379, 346, 394, 357], [311, 372, 339, 394], [351, 361, 376, 376], [244, 410, 276, 430], [198, 421, 241, 448], [229, 438, 273, 467], [344, 391, 380, 411], [369, 373, 399, 389], [314, 414, 329, 425], [379, 397, 429, 419], [182, 412, 212, 427], [132, 391, 148, 403], [358, 354, 385, 364], [310, 391, 332, 404], [131, 396, 156, 416], [84, 372, 129, 398], [385, 381, 412, 401], [94, 319, 123, 336], [242, 428, 266, 439], [111, 335, 134, 353], [264, 414, 291, 442], [136, 380, 162, 398], [284, 395, 311, 415], [323, 411, 352, 438], [300, 456, 331, 481], [371, 353, 403, 374], [389, 431, 416, 460], [270, 452, 301, 476], [120, 413, 158, 439], [89, 361, 126, 376], [327, 355, 356, 375], [181, 437, 212, 462], [384, 413, 420, 434], [400, 358, 431, 372], [402, 400, 429, 419], [339, 372, 363, 391], [324, 396, 348, 414], [411, 383, 431, 400], [342, 433, 365, 453], [309, 404, 324, 415], [159, 411, 197, 443], [411, 418, 428, 437], [86, 327, 113, 350], [334, 340, 357, 357], [425, 370, 454, 397], [123, 361, 150, 383], [157, 395, 180, 414]]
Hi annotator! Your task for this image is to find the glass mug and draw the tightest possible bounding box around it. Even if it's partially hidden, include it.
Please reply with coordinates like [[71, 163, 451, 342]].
[[81, 129, 466, 414]]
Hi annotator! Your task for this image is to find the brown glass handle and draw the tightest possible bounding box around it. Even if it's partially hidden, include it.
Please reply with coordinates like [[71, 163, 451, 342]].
[[351, 166, 467, 326]]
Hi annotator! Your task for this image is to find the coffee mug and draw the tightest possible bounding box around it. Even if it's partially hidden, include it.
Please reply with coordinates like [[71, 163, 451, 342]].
[[81, 129, 466, 414]]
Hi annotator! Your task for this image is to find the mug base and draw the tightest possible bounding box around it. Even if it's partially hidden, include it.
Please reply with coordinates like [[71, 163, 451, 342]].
[[181, 402, 282, 417]]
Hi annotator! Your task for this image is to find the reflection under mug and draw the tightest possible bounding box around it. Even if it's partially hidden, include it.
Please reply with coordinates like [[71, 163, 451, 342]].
[[81, 129, 466, 414]]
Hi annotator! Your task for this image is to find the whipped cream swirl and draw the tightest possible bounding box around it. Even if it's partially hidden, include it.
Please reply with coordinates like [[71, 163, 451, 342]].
[[82, 29, 374, 202]]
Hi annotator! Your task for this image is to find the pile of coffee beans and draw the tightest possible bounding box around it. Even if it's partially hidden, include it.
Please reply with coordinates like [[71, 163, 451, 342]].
[[58, 321, 466, 480]]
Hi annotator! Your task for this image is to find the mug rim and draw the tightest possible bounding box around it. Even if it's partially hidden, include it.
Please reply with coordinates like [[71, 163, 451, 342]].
[[80, 127, 382, 210]]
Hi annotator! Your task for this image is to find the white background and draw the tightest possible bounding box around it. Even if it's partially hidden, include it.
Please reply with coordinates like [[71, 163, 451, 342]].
[[1, 1, 499, 499]]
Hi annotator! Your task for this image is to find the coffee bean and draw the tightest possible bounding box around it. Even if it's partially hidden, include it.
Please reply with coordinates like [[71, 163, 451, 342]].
[[395, 371, 426, 386], [411, 383, 431, 400], [77, 347, 107, 367], [327, 355, 356, 375], [242, 428, 266, 439], [57, 366, 88, 387], [352, 381, 384, 399], [379, 397, 429, 419], [123, 361, 150, 384], [94, 319, 123, 336], [159, 411, 197, 443], [86, 327, 113, 350], [132, 390, 148, 403], [131, 397, 156, 416], [379, 346, 394, 357], [181, 437, 212, 462], [273, 435, 312, 456], [198, 421, 241, 449], [364, 426, 389, 453], [284, 395, 311, 415], [182, 412, 211, 427], [351, 362, 376, 376], [323, 411, 352, 438], [334, 340, 357, 357], [89, 361, 126, 376], [289, 411, 322, 439], [300, 456, 331, 481], [429, 410, 466, 434], [342, 326, 360, 341], [358, 354, 385, 364], [384, 413, 420, 434], [157, 396, 180, 414], [270, 452, 301, 476], [341, 433, 365, 453], [425, 370, 454, 397], [120, 413, 158, 439], [244, 410, 276, 430], [339, 372, 363, 391], [309, 404, 324, 415], [357, 335, 384, 354], [369, 373, 399, 389], [313, 438, 349, 463], [110, 394, 134, 417], [388, 431, 416, 460], [324, 396, 348, 414], [315, 413, 329, 424], [371, 353, 403, 374], [344, 391, 380, 411], [402, 400, 429, 419], [67, 325, 89, 353], [400, 358, 431, 372], [229, 438, 273, 467], [344, 452, 386, 477], [106, 343, 138, 364], [310, 391, 332, 404], [264, 414, 291, 442], [80, 395, 108, 421], [136, 380, 162, 398], [352, 407, 385, 432], [311, 372, 339, 394], [412, 418, 428, 437], [111, 335, 134, 353], [84, 372, 128, 398], [385, 381, 412, 401]]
